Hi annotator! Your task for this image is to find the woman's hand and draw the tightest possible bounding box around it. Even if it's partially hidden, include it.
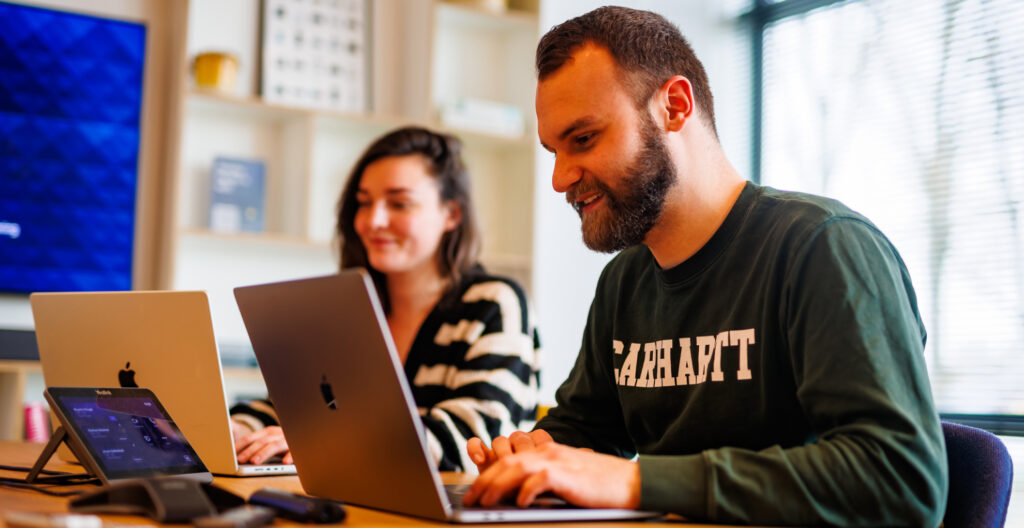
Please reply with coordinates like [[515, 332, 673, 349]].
[[234, 425, 294, 465]]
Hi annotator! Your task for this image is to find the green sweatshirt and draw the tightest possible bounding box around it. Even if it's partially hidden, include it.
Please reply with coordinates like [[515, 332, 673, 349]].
[[536, 183, 947, 526]]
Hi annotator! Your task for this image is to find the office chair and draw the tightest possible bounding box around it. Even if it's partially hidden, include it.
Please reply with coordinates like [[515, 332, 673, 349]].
[[942, 421, 1014, 528]]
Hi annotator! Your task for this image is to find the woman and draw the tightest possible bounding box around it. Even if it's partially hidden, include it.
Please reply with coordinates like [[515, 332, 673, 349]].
[[231, 127, 540, 471]]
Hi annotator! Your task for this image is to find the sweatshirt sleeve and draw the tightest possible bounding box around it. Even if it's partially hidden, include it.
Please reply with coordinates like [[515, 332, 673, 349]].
[[638, 219, 948, 527], [419, 279, 541, 472]]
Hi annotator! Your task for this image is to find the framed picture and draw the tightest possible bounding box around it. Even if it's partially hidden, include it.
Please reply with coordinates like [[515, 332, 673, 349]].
[[261, 0, 368, 112]]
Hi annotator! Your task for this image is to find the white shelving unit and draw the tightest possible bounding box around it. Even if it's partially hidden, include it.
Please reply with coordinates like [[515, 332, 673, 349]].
[[0, 0, 543, 440], [167, 0, 539, 345]]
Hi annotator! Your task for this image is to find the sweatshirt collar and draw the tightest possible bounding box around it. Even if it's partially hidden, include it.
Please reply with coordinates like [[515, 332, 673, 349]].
[[653, 181, 761, 285]]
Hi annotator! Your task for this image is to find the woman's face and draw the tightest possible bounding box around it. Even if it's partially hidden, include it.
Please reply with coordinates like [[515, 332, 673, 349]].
[[353, 154, 460, 277]]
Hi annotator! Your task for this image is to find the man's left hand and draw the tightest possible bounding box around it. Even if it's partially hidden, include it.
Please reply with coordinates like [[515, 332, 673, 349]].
[[461, 442, 641, 509]]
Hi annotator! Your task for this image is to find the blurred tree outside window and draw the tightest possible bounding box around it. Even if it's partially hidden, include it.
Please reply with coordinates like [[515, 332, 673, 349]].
[[755, 0, 1024, 414]]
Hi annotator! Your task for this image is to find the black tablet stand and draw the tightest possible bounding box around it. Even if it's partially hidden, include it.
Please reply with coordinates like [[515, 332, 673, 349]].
[[26, 426, 244, 522], [26, 425, 87, 483]]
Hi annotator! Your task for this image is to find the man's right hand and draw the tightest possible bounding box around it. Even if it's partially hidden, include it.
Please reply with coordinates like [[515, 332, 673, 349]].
[[467, 429, 555, 473]]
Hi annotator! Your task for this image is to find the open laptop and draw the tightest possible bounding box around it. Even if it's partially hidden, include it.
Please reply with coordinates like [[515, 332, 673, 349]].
[[233, 270, 661, 523], [30, 290, 296, 477]]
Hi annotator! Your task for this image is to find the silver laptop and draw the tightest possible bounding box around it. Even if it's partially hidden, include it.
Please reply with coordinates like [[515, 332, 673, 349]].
[[233, 270, 661, 523], [30, 290, 296, 477]]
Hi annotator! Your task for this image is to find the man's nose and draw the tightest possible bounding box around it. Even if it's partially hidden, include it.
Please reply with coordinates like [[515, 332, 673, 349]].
[[552, 157, 581, 193]]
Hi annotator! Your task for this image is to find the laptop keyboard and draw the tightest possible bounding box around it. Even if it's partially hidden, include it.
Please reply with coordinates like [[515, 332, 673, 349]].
[[445, 484, 472, 504], [445, 484, 573, 510]]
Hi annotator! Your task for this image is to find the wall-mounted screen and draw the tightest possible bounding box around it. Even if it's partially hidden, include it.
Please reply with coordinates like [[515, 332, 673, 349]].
[[0, 1, 146, 294]]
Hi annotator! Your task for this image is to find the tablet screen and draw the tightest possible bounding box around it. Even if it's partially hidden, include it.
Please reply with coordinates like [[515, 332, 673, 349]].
[[46, 387, 208, 480]]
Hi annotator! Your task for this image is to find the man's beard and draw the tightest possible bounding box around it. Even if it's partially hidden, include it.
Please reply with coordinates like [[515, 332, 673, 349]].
[[570, 115, 676, 253]]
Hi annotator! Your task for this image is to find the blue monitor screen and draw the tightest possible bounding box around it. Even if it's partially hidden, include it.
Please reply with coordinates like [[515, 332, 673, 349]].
[[0, 1, 146, 294]]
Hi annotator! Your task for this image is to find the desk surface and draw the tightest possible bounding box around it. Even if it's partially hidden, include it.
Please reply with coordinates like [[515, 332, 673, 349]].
[[0, 441, 758, 527]]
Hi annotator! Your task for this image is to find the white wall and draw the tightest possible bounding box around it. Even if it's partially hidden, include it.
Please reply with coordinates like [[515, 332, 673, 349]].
[[0, 298, 33, 331], [532, 1, 751, 404]]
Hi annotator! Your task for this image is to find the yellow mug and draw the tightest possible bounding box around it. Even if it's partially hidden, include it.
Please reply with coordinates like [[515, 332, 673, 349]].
[[193, 51, 238, 92]]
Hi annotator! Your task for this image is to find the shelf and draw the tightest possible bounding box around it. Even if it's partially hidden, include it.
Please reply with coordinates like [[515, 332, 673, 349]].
[[180, 228, 331, 250], [0, 360, 40, 441], [187, 89, 311, 122], [441, 124, 536, 150], [188, 88, 535, 149], [187, 89, 404, 126], [179, 231, 531, 270], [436, 2, 539, 32], [0, 360, 40, 374]]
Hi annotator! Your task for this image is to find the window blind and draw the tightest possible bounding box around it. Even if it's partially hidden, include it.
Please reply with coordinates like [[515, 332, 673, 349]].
[[758, 0, 1024, 413]]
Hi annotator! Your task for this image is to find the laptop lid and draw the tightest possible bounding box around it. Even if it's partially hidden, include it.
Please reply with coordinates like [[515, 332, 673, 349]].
[[234, 270, 661, 523], [29, 290, 292, 477], [235, 271, 451, 521]]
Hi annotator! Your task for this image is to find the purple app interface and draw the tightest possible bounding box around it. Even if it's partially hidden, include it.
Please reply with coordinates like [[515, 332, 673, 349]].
[[60, 396, 196, 471]]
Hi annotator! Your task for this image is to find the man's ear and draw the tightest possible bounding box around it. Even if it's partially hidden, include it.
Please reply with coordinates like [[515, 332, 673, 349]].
[[654, 75, 694, 132], [444, 201, 463, 232]]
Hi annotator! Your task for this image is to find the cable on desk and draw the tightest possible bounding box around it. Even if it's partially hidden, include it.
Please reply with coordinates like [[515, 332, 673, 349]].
[[0, 464, 98, 496], [0, 477, 95, 496], [0, 464, 89, 476]]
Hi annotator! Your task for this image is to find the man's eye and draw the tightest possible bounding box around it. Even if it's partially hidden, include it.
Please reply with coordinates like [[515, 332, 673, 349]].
[[575, 134, 594, 146]]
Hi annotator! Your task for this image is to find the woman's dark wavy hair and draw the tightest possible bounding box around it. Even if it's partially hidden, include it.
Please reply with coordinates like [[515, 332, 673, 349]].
[[536, 6, 717, 137], [336, 126, 480, 313]]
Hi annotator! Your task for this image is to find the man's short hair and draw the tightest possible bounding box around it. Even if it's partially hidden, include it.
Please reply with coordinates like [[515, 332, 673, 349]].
[[536, 6, 717, 135]]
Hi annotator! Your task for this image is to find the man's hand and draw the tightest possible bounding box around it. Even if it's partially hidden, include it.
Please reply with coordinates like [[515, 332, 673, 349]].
[[467, 430, 554, 472], [234, 425, 293, 465], [462, 442, 641, 509]]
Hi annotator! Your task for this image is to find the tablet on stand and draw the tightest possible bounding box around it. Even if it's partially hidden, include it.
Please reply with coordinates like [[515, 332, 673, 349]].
[[29, 387, 212, 484]]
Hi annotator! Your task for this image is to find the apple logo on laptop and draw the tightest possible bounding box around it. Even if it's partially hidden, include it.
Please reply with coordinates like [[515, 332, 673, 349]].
[[118, 362, 138, 388], [320, 375, 337, 410]]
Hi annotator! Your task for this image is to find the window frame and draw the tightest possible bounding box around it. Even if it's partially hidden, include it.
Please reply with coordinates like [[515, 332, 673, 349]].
[[743, 0, 1024, 435]]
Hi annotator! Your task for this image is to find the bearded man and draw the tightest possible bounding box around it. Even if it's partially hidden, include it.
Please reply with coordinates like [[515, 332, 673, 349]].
[[462, 6, 947, 527]]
